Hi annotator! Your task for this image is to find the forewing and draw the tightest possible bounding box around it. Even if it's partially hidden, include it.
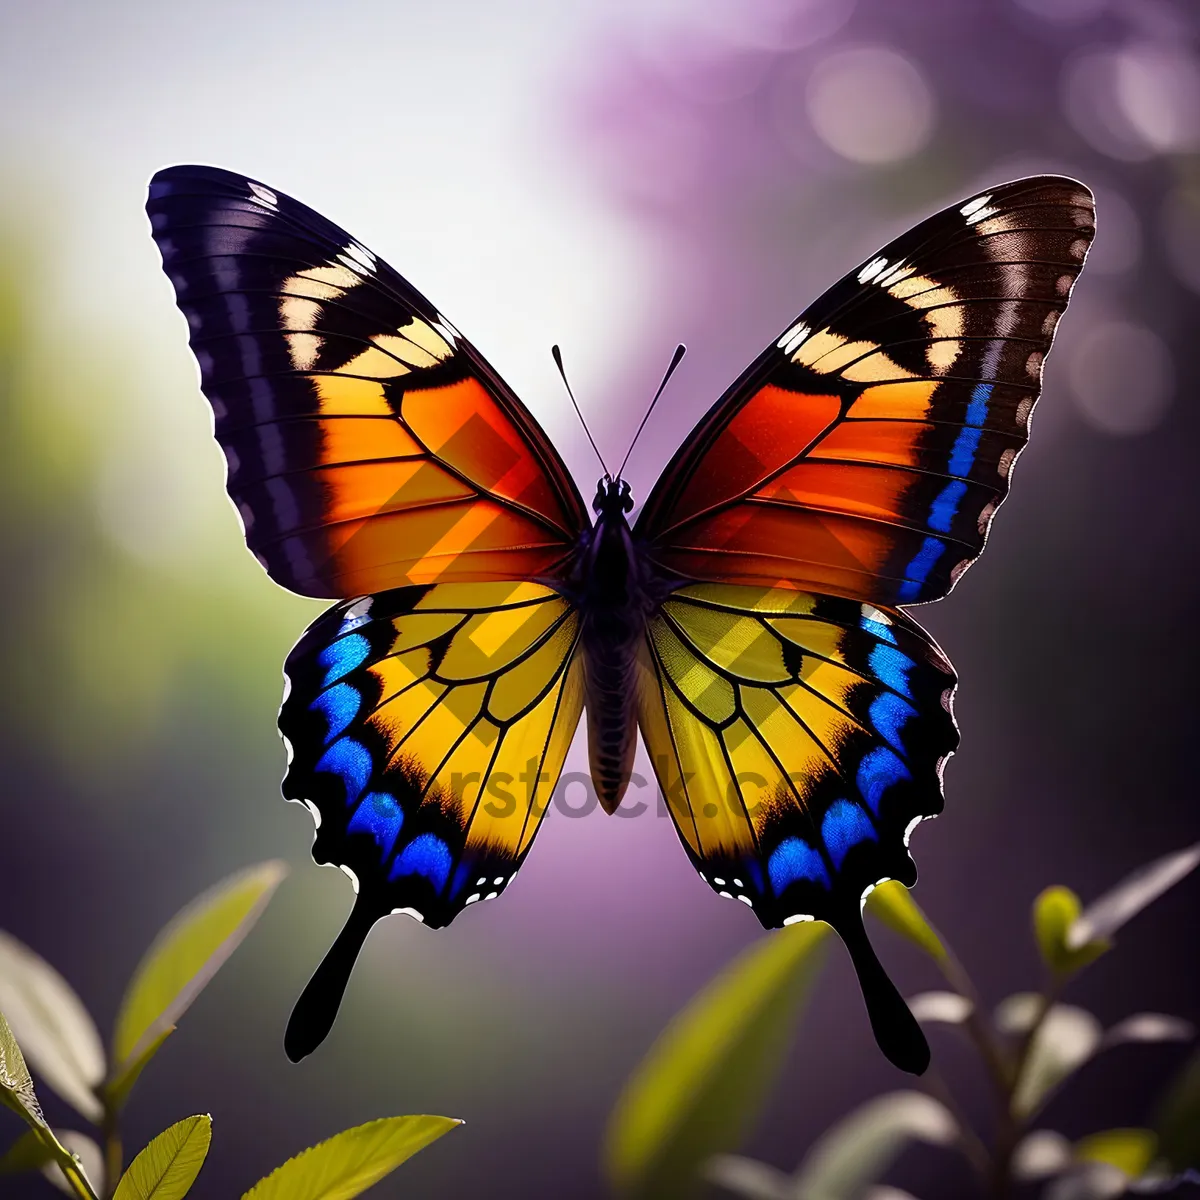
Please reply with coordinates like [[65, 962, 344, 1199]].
[[147, 164, 588, 598], [636, 584, 957, 930], [280, 581, 584, 928], [636, 177, 1094, 605]]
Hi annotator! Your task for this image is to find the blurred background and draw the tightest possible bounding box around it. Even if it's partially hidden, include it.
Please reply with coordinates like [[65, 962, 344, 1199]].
[[1, 0, 1199, 1196]]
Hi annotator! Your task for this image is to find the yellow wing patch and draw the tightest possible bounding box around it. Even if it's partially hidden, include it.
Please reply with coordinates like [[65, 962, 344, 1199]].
[[281, 580, 583, 928]]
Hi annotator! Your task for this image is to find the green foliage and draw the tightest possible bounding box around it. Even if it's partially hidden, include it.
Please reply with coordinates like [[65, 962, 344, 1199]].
[[605, 921, 831, 1200], [1154, 1046, 1200, 1172], [0, 866, 463, 1198], [0, 1010, 96, 1199], [112, 1116, 211, 1200], [0, 1006, 45, 1128], [1032, 886, 1108, 976], [1068, 841, 1200, 948], [0, 932, 106, 1121], [240, 1116, 462, 1200], [711, 1090, 956, 1200], [1074, 1127, 1157, 1177], [639, 842, 1199, 1200], [111, 860, 287, 1075], [865, 880, 946, 963]]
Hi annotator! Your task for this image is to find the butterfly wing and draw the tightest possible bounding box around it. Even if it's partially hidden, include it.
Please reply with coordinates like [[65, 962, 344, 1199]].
[[147, 164, 588, 598], [637, 582, 957, 1071], [635, 176, 1094, 605], [280, 580, 584, 1058]]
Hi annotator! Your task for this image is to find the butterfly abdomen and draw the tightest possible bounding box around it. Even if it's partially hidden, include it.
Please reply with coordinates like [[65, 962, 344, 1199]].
[[577, 484, 659, 814]]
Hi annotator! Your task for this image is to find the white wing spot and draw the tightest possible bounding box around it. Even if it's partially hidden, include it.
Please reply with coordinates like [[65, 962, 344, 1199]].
[[783, 913, 815, 925], [339, 865, 360, 894], [485, 891, 499, 901], [862, 604, 893, 625], [247, 181, 278, 208], [738, 895, 754, 907], [960, 194, 993, 220], [858, 256, 889, 284], [392, 907, 425, 923], [465, 893, 481, 905], [777, 321, 810, 356], [492, 876, 504, 886]]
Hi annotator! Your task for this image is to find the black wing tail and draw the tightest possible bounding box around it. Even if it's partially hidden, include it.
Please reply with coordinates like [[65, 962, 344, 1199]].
[[285, 897, 377, 1062]]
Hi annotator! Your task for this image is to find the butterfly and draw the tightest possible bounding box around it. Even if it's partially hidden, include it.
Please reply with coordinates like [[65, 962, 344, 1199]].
[[146, 166, 1093, 1072]]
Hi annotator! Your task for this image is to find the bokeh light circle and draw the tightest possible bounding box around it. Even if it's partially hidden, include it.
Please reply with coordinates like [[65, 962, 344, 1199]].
[[1069, 320, 1173, 436], [805, 46, 935, 164], [1115, 42, 1200, 154], [1063, 43, 1200, 159]]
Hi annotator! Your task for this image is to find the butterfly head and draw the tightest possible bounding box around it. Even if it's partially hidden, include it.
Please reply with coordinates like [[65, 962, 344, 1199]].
[[593, 476, 633, 516]]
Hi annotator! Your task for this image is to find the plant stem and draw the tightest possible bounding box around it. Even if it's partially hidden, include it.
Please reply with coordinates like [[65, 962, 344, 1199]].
[[101, 1101, 122, 1200], [921, 1064, 992, 1179]]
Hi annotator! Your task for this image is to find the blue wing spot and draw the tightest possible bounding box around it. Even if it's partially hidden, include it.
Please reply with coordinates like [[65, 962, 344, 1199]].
[[318, 634, 370, 687], [347, 792, 404, 857], [449, 860, 477, 900], [898, 536, 946, 602], [768, 837, 831, 894], [929, 480, 969, 533], [868, 644, 916, 698], [310, 682, 361, 743], [861, 616, 897, 645], [947, 427, 983, 478], [869, 691, 917, 753], [314, 738, 372, 806], [821, 799, 878, 869], [743, 857, 766, 895], [965, 381, 993, 427], [390, 833, 453, 892], [856, 746, 912, 814]]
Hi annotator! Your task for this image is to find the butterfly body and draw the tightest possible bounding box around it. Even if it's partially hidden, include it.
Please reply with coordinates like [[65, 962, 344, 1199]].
[[570, 475, 675, 813], [146, 165, 1094, 1071]]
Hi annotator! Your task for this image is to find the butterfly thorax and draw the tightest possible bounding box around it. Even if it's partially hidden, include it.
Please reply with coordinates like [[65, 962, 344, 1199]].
[[571, 477, 668, 814]]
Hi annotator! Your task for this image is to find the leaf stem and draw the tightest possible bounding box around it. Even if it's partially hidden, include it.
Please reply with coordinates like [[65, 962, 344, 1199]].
[[101, 1098, 122, 1200]]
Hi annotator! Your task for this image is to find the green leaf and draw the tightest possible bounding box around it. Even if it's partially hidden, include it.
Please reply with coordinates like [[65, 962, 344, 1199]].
[[995, 997, 1102, 1118], [43, 1132, 105, 1198], [241, 1115, 462, 1200], [1154, 1046, 1200, 1172], [105, 1027, 175, 1113], [0, 930, 106, 1121], [113, 1115, 211, 1200], [0, 1006, 46, 1128], [1, 1128, 105, 1198], [907, 992, 973, 1026], [1069, 841, 1200, 949], [1075, 1128, 1157, 1178], [111, 861, 287, 1072], [791, 1091, 957, 1200], [1011, 1130, 1072, 1182], [0, 1013, 97, 1199], [1032, 886, 1108, 977], [865, 881, 946, 963], [704, 1154, 791, 1200], [1, 1128, 53, 1173], [605, 922, 831, 1200]]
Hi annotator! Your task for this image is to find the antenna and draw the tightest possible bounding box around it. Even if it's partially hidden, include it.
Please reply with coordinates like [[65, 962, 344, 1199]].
[[616, 343, 686, 480], [551, 345, 609, 478]]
